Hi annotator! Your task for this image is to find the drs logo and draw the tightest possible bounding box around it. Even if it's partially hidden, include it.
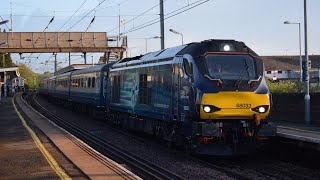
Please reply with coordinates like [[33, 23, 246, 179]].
[[236, 103, 251, 109]]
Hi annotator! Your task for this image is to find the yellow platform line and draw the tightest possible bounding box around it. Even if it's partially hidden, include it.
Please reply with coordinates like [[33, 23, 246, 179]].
[[12, 96, 72, 180]]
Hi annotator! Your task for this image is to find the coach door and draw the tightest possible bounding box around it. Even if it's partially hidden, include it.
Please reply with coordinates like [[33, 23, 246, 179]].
[[102, 72, 108, 105]]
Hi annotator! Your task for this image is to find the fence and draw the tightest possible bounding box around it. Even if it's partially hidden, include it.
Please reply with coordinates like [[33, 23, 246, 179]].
[[270, 93, 320, 124]]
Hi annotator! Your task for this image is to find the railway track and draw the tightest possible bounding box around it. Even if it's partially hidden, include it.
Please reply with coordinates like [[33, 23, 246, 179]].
[[26, 93, 320, 180], [26, 93, 185, 180], [196, 147, 319, 180]]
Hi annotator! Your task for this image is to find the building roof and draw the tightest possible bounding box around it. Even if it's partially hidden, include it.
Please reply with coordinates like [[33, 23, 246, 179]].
[[0, 67, 20, 82]]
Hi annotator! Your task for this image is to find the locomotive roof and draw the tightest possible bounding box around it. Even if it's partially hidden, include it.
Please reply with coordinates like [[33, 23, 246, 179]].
[[177, 39, 258, 57], [113, 39, 258, 69], [112, 45, 188, 69], [115, 45, 187, 63]]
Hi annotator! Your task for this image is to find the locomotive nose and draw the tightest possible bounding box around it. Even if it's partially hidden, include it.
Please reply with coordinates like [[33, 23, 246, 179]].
[[200, 92, 270, 120]]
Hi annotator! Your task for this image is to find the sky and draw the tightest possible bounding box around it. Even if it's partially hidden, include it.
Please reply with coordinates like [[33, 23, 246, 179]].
[[0, 0, 319, 73]]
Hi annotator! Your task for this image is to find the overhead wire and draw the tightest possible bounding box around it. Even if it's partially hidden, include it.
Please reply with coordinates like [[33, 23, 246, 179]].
[[0, 16, 10, 30], [33, 0, 89, 73], [54, 0, 109, 66], [82, 0, 166, 58], [25, 16, 55, 66], [57, 0, 107, 39], [34, 16, 55, 45], [124, 0, 210, 34], [14, 0, 208, 72], [106, 0, 167, 34], [47, 0, 89, 41], [0, 14, 158, 18], [79, 0, 208, 61], [92, 0, 208, 44], [11, 2, 55, 13], [59, 0, 130, 65]]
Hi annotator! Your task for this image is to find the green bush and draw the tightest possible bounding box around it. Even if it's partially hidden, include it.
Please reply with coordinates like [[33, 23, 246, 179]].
[[267, 80, 320, 93]]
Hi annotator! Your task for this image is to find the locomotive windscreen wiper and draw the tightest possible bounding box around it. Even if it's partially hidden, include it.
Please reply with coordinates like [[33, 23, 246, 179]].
[[234, 60, 249, 88]]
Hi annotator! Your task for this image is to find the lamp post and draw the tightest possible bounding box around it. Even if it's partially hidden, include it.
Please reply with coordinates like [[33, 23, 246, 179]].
[[91, 56, 94, 66], [145, 36, 160, 54], [303, 0, 310, 125], [284, 21, 302, 82], [169, 28, 184, 45]]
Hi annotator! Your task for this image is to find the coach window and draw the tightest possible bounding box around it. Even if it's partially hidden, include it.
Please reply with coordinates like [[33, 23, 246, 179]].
[[92, 77, 96, 88], [88, 78, 91, 88]]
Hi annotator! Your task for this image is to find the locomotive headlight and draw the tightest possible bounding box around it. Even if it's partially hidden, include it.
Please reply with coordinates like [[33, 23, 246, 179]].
[[202, 105, 221, 113], [203, 106, 211, 113], [251, 105, 269, 114], [258, 107, 266, 113], [223, 45, 231, 51], [219, 44, 234, 52]]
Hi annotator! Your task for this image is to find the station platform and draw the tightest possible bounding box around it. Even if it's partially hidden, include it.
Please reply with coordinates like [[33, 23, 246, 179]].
[[275, 121, 320, 144], [0, 93, 141, 180], [0, 96, 64, 179]]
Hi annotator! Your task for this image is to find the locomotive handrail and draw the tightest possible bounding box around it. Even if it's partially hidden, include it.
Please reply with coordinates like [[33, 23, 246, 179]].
[[204, 74, 222, 83], [248, 75, 262, 83]]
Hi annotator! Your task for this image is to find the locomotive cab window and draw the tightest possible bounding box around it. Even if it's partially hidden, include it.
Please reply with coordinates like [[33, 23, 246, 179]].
[[183, 58, 193, 79], [205, 54, 257, 80]]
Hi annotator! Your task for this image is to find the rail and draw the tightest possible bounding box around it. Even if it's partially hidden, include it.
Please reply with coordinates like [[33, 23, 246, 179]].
[[27, 93, 184, 180]]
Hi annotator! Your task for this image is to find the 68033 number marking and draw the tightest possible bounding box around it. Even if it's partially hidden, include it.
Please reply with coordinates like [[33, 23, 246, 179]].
[[236, 103, 251, 109]]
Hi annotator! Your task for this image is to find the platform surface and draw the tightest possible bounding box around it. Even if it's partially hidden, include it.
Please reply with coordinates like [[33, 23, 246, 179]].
[[14, 93, 140, 180], [275, 121, 320, 144], [0, 96, 60, 179]]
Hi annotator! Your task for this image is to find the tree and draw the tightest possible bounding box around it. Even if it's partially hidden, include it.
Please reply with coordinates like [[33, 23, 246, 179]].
[[18, 64, 39, 90], [0, 53, 14, 67]]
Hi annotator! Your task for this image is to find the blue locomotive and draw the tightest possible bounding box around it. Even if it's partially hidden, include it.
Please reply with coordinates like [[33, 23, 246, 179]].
[[40, 39, 276, 155]]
